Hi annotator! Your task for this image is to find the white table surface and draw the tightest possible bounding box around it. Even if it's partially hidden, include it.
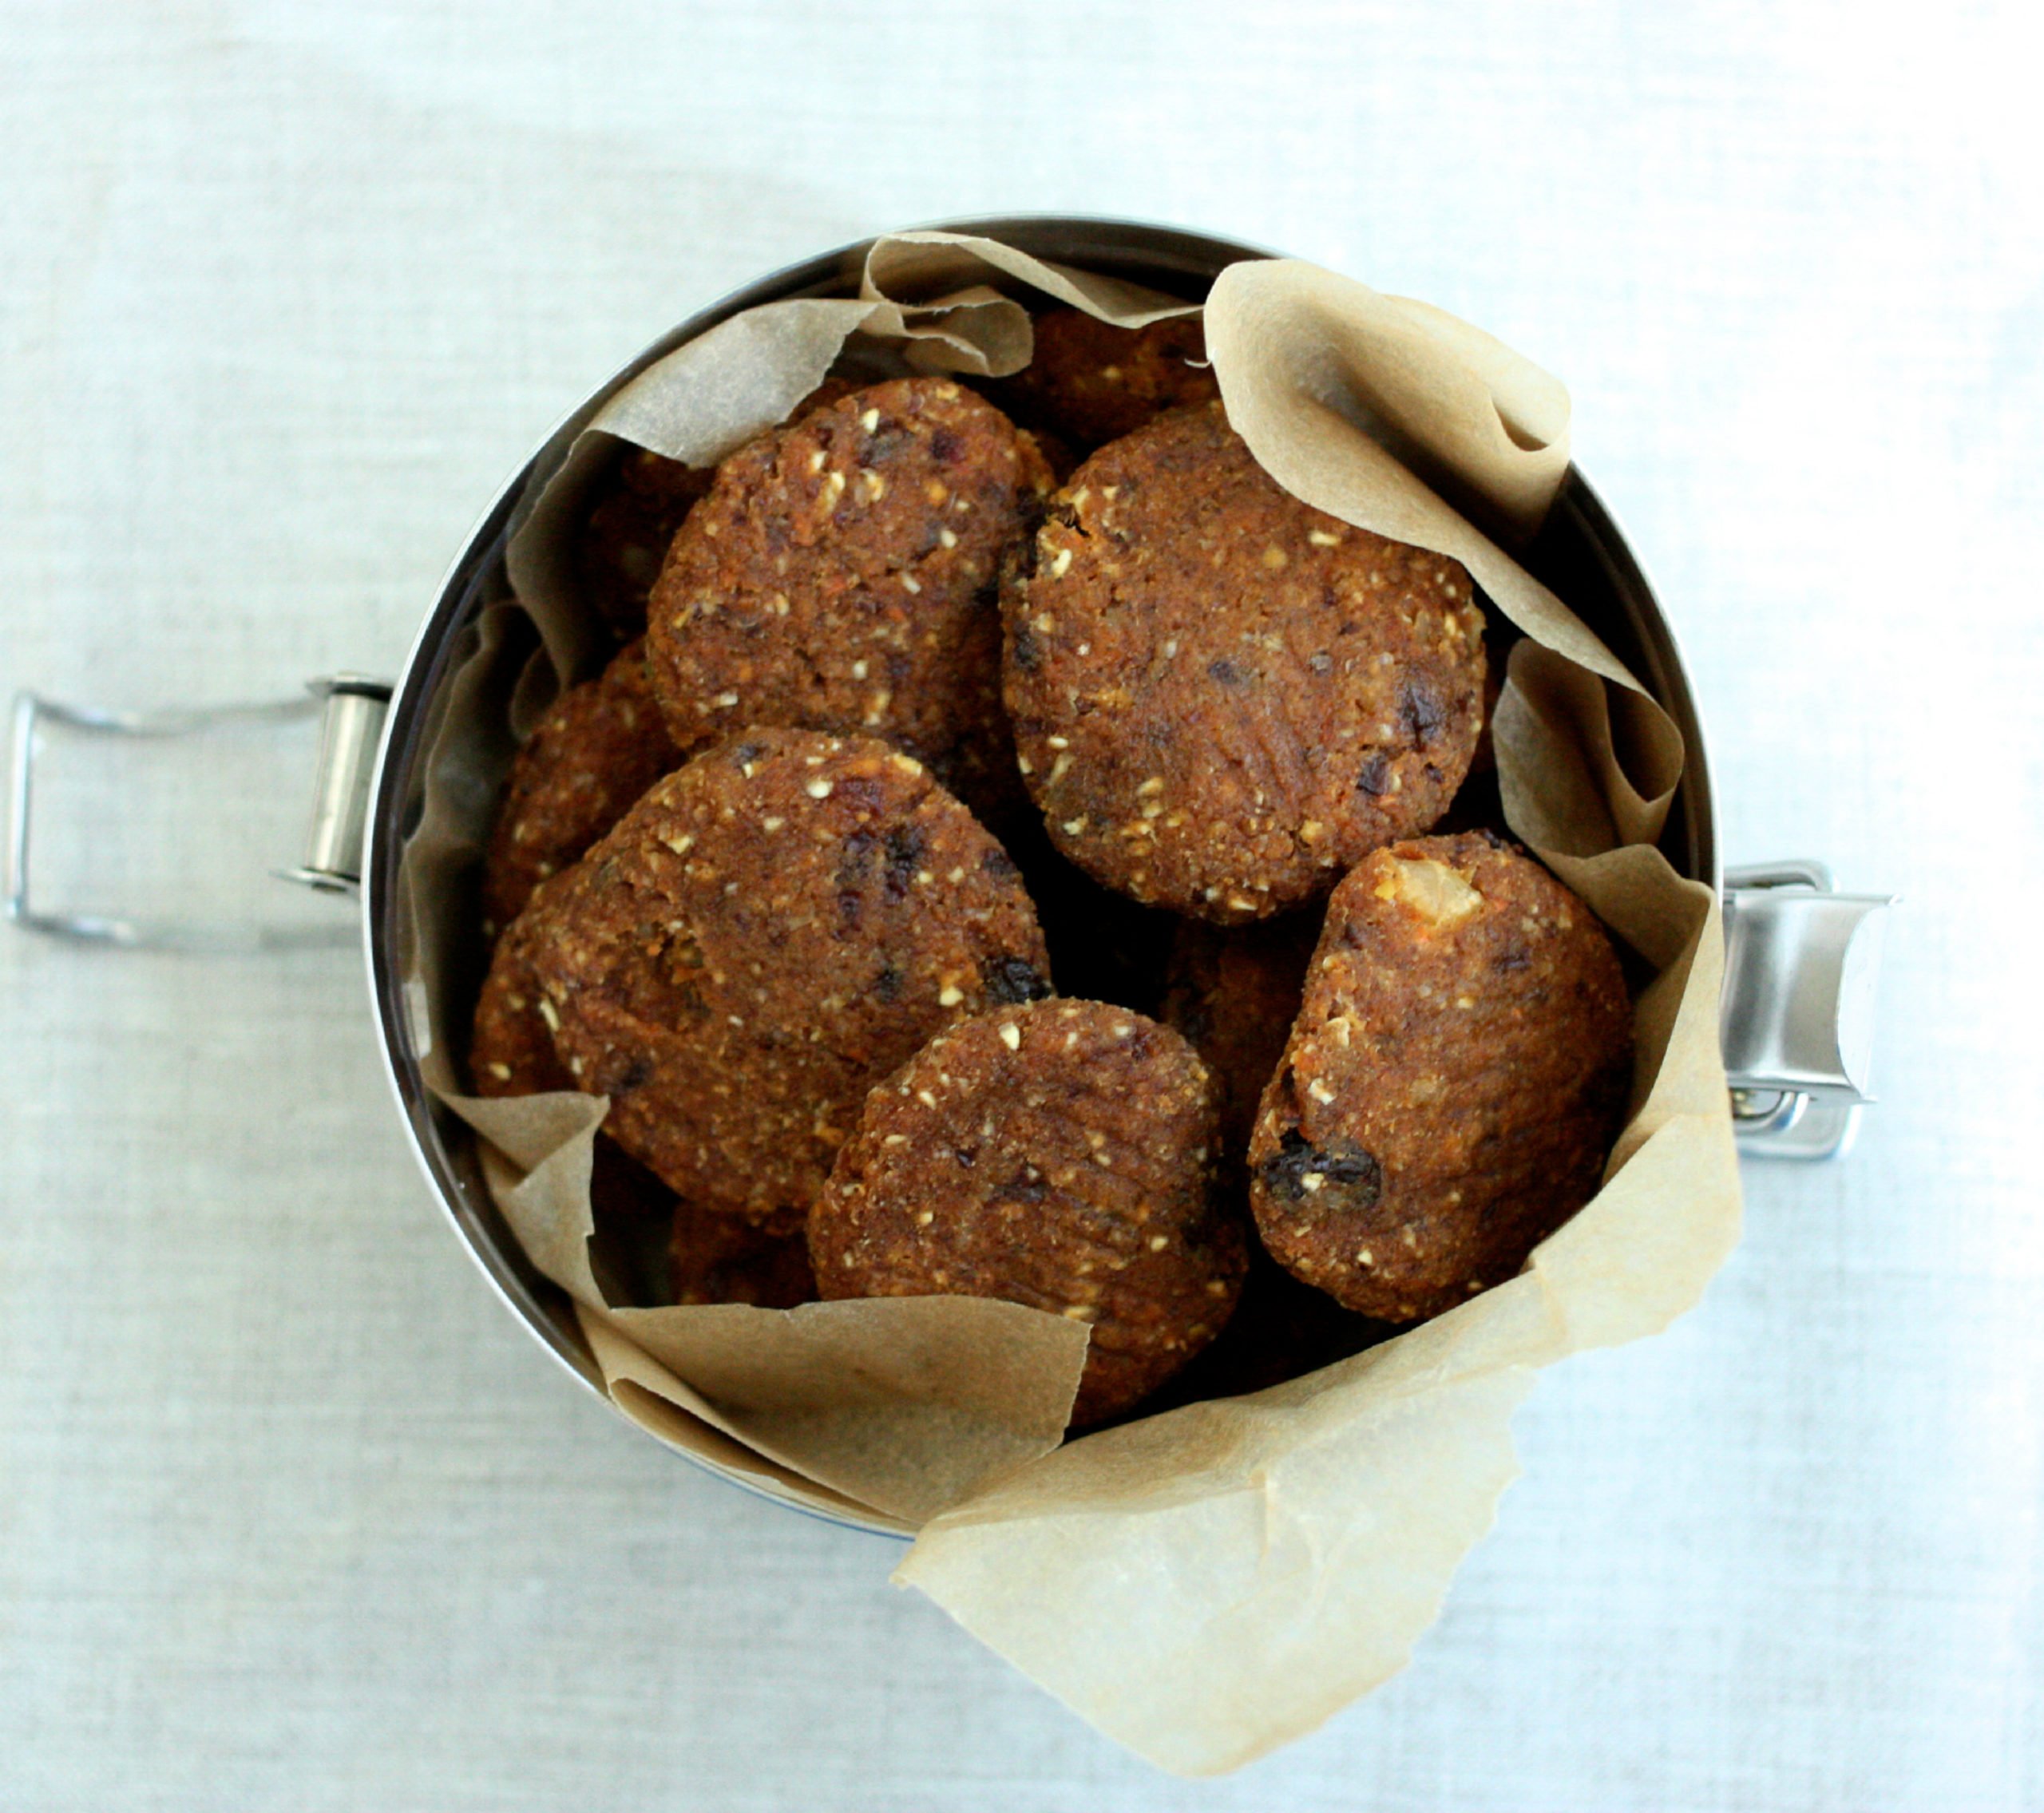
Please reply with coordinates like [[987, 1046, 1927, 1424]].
[[4, 4, 2040, 1807]]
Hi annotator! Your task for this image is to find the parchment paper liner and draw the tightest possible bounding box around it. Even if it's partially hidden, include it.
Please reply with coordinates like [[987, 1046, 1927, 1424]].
[[394, 232, 1741, 1773]]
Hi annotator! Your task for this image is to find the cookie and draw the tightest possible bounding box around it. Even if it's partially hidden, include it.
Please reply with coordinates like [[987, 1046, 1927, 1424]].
[[574, 449, 715, 641], [468, 934, 811, 1302], [1248, 832, 1632, 1321], [525, 728, 1051, 1223], [1002, 399, 1487, 920], [479, 639, 682, 936], [1136, 1245, 1393, 1411], [667, 1197, 816, 1308], [470, 884, 575, 1095], [574, 379, 859, 639], [810, 999, 1246, 1426], [1159, 910, 1321, 1156], [644, 378, 1052, 827], [584, 1134, 687, 1306], [998, 309, 1218, 449]]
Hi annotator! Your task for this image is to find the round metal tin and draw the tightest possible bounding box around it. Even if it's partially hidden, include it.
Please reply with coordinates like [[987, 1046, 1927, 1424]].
[[361, 217, 1717, 1535]]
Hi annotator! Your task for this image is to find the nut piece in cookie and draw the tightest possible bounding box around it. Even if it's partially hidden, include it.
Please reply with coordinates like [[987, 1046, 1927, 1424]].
[[1159, 909, 1321, 1158], [645, 377, 1052, 829], [526, 728, 1051, 1225], [1248, 832, 1632, 1321], [1003, 399, 1487, 921], [997, 309, 1218, 450], [480, 639, 683, 936], [810, 999, 1246, 1427]]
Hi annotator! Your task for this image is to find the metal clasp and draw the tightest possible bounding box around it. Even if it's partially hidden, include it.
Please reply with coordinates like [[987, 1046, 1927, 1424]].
[[1722, 860, 1894, 1160], [6, 675, 390, 952]]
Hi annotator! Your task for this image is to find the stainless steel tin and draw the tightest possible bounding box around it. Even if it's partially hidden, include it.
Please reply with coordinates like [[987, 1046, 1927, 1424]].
[[361, 217, 1728, 1532], [10, 217, 1891, 1535]]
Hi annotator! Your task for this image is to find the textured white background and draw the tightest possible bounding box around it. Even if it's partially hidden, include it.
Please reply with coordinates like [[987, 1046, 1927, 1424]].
[[4, 4, 2042, 1807]]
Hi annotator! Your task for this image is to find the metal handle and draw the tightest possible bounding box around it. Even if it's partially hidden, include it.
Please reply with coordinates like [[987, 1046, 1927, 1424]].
[[277, 677, 394, 894], [1721, 860, 1895, 1160], [6, 675, 390, 952]]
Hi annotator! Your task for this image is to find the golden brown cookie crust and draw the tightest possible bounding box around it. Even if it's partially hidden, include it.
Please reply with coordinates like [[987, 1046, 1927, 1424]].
[[525, 728, 1051, 1224], [479, 639, 682, 936], [810, 999, 1246, 1426], [644, 378, 1051, 828], [1247, 832, 1632, 1321], [1002, 401, 1487, 921], [999, 310, 1218, 449]]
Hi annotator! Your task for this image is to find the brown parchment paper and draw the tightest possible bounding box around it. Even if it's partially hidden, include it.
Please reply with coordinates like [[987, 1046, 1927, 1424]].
[[395, 232, 1742, 1775]]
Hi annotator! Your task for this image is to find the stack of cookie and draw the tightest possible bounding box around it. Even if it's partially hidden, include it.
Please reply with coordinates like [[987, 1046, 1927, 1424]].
[[471, 315, 1633, 1427]]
